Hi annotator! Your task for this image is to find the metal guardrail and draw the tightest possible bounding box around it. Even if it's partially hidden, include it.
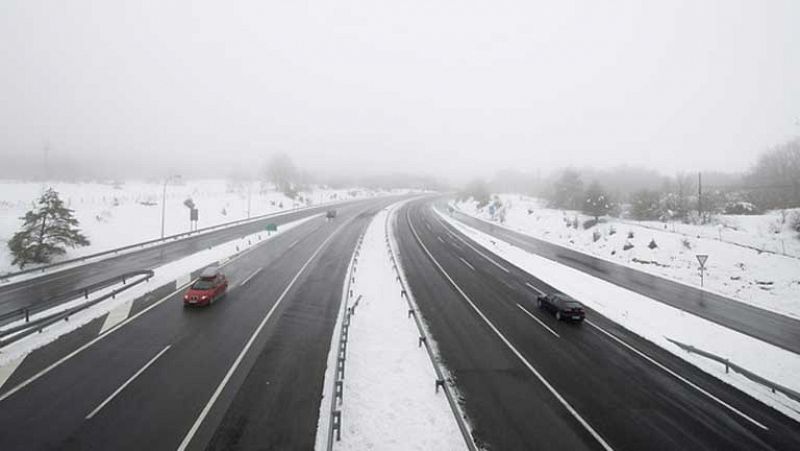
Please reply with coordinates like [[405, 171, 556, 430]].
[[326, 230, 366, 449], [385, 205, 477, 451], [0, 197, 364, 280], [0, 269, 153, 348], [667, 338, 800, 404]]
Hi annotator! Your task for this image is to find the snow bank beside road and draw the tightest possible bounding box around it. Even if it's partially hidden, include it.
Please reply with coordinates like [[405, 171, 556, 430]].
[[325, 206, 463, 451], [438, 209, 800, 422], [455, 195, 800, 319]]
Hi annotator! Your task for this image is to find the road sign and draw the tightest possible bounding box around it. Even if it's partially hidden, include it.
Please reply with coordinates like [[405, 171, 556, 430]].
[[696, 254, 709, 288], [265, 223, 278, 232]]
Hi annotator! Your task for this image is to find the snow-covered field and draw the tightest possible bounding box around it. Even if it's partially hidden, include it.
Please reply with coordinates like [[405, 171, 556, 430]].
[[0, 214, 316, 374], [0, 179, 388, 275], [323, 204, 463, 450], [438, 209, 800, 423], [455, 195, 800, 319]]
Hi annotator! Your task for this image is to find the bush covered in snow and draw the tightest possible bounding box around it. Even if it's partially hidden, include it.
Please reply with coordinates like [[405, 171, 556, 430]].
[[723, 201, 762, 215]]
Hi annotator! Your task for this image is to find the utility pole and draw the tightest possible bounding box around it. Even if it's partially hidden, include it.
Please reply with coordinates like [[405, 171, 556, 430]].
[[698, 172, 703, 224], [247, 182, 252, 219], [161, 174, 181, 239]]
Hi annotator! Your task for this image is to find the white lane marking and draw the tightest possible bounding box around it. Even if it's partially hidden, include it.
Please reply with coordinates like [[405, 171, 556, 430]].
[[435, 217, 510, 273], [459, 257, 476, 272], [0, 220, 293, 404], [585, 320, 768, 430], [239, 268, 263, 287], [525, 282, 545, 295], [437, 236, 445, 243], [289, 239, 299, 249], [86, 345, 171, 419], [99, 300, 134, 335], [408, 213, 613, 451], [177, 220, 349, 451], [517, 303, 560, 338], [0, 355, 26, 391]]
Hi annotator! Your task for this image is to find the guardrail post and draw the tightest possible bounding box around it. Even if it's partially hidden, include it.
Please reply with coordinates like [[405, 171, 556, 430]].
[[84, 289, 89, 299], [435, 378, 445, 393], [335, 380, 344, 403], [725, 359, 729, 374], [400, 289, 407, 298], [333, 410, 342, 441], [337, 356, 346, 379], [122, 276, 126, 284], [24, 308, 29, 323], [418, 336, 426, 347], [408, 308, 415, 318]]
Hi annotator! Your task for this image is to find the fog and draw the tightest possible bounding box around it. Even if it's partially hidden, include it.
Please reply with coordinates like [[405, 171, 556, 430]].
[[1, 0, 798, 183]]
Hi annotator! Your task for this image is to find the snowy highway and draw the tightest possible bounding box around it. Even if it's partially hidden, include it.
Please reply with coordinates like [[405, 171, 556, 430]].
[[447, 204, 800, 356], [0, 195, 799, 450], [0, 197, 397, 450], [0, 198, 388, 313], [393, 198, 800, 450]]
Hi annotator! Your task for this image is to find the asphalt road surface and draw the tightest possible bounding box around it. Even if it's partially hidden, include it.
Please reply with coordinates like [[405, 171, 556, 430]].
[[394, 198, 800, 450], [0, 197, 396, 313], [446, 202, 800, 356], [0, 197, 397, 450]]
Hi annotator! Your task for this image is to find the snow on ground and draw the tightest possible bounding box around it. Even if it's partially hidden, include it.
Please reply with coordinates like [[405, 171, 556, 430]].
[[438, 209, 800, 422], [0, 179, 389, 275], [330, 205, 463, 450], [0, 214, 317, 367], [455, 195, 800, 319]]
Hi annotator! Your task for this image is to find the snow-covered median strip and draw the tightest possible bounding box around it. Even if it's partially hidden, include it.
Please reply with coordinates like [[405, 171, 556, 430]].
[[437, 208, 800, 422], [0, 214, 318, 367], [317, 205, 464, 450]]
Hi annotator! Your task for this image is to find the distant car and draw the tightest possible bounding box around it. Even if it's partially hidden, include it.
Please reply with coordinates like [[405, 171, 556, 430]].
[[326, 209, 337, 219], [184, 266, 228, 306], [537, 292, 585, 322]]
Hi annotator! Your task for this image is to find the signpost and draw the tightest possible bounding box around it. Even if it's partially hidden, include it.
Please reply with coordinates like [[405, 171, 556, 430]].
[[696, 254, 709, 287]]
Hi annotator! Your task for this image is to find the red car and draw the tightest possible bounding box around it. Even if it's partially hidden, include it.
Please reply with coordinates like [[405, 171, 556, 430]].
[[184, 266, 228, 306]]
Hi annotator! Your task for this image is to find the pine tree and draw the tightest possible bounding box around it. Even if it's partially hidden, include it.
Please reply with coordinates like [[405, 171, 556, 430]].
[[583, 181, 610, 222], [8, 188, 90, 268]]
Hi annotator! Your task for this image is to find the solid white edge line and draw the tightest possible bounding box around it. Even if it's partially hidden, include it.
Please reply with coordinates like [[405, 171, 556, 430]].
[[584, 320, 769, 430], [408, 212, 614, 451], [525, 282, 545, 295], [240, 268, 263, 287], [86, 344, 172, 419], [516, 303, 560, 338], [0, 215, 318, 404], [459, 257, 476, 272], [177, 220, 349, 451]]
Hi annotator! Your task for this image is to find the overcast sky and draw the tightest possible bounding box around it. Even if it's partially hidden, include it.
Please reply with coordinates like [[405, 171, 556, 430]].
[[1, 0, 798, 181]]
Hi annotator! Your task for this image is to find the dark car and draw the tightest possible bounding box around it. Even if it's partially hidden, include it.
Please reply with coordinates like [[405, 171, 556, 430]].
[[326, 209, 337, 219], [537, 292, 585, 322], [184, 266, 228, 306]]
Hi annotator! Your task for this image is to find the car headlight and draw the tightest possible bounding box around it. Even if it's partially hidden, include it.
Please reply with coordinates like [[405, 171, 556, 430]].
[[201, 295, 207, 300]]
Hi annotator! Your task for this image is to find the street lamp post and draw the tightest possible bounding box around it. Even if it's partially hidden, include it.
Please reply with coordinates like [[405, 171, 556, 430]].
[[161, 175, 181, 239]]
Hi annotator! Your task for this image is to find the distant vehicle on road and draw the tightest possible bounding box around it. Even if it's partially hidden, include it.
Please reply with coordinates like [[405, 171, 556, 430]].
[[184, 266, 228, 306], [326, 209, 337, 219], [537, 292, 585, 322]]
